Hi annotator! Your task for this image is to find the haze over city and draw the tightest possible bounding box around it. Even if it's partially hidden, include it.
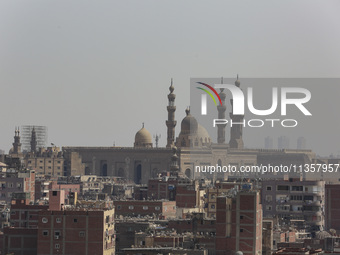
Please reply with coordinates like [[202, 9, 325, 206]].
[[1, 1, 340, 156]]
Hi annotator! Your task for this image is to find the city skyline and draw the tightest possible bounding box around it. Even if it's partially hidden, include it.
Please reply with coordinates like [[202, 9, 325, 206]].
[[1, 1, 340, 156]]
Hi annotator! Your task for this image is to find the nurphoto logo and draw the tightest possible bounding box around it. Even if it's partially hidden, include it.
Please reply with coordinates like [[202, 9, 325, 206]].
[[196, 81, 312, 128]]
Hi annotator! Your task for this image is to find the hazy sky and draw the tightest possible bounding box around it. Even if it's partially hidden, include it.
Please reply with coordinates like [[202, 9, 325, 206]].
[[0, 1, 339, 155]]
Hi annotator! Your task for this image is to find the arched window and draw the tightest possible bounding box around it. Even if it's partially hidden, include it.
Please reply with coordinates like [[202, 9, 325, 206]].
[[185, 168, 191, 179]]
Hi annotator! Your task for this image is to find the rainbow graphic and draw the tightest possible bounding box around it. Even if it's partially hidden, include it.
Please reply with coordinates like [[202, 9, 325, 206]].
[[196, 82, 222, 106]]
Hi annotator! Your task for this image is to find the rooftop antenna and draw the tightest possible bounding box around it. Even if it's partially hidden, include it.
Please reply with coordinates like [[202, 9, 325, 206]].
[[154, 134, 161, 148]]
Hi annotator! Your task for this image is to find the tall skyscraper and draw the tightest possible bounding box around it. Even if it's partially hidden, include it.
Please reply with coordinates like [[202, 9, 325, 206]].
[[264, 136, 273, 149]]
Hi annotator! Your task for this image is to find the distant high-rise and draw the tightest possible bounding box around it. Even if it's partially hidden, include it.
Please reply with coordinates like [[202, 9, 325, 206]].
[[278, 136, 289, 150], [21, 125, 48, 152], [297, 136, 306, 150], [264, 136, 273, 149]]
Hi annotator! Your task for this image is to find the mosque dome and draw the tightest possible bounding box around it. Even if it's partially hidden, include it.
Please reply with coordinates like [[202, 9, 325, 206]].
[[180, 108, 198, 134], [134, 125, 153, 148], [176, 108, 211, 148]]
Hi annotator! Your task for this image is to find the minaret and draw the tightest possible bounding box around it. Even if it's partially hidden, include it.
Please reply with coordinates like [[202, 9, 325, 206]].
[[229, 75, 244, 149], [30, 127, 37, 153], [170, 146, 179, 174], [217, 77, 227, 144], [12, 127, 22, 154], [166, 78, 177, 148]]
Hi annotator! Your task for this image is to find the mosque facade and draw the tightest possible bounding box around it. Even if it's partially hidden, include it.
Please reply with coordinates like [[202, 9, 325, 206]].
[[61, 78, 317, 184]]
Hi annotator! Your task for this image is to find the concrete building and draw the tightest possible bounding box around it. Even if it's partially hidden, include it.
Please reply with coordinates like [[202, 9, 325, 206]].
[[204, 187, 230, 218], [3, 227, 38, 255], [215, 189, 262, 255], [113, 200, 176, 219], [9, 195, 48, 228], [0, 169, 35, 204], [25, 147, 64, 176], [261, 178, 324, 232], [37, 208, 115, 255], [325, 184, 340, 232], [265, 136, 274, 150]]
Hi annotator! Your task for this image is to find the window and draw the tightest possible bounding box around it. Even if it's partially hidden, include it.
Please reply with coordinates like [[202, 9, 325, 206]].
[[211, 194, 216, 199], [54, 231, 61, 239], [211, 204, 215, 209], [240, 229, 244, 232], [56, 218, 62, 223], [277, 185, 289, 191], [43, 230, 49, 236], [10, 211, 16, 215], [128, 205, 134, 210], [55, 244, 60, 249], [266, 195, 272, 202], [52, 191, 57, 196], [73, 218, 78, 223], [266, 186, 272, 191], [290, 195, 303, 201], [155, 206, 160, 211], [266, 205, 272, 211], [117, 205, 121, 210], [42, 217, 48, 223], [292, 186, 303, 191], [143, 206, 148, 210], [304, 195, 313, 201], [79, 231, 85, 237], [240, 215, 243, 219]]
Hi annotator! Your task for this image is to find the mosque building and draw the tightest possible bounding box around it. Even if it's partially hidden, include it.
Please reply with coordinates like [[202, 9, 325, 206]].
[[60, 77, 316, 184]]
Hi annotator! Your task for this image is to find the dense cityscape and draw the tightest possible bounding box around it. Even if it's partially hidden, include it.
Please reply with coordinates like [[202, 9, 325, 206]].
[[1, 1, 339, 255], [0, 79, 339, 255]]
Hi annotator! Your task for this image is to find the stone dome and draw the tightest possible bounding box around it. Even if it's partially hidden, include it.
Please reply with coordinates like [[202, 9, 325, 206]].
[[176, 108, 211, 148], [180, 108, 198, 134], [134, 126, 153, 148]]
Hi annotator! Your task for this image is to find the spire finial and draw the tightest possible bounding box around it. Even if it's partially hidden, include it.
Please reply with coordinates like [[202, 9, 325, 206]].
[[235, 74, 241, 87], [185, 106, 190, 116], [169, 78, 174, 93], [220, 77, 225, 92], [142, 122, 144, 128]]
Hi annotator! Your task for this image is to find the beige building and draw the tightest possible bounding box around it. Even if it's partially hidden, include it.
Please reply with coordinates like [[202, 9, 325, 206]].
[[63, 78, 316, 183]]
